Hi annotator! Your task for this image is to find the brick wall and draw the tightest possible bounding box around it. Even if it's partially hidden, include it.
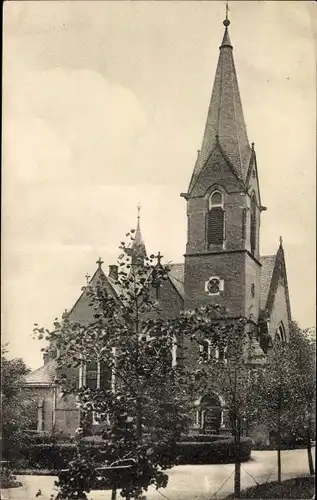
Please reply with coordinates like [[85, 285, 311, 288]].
[[24, 386, 54, 432], [244, 254, 261, 320], [55, 390, 80, 435], [184, 251, 246, 315]]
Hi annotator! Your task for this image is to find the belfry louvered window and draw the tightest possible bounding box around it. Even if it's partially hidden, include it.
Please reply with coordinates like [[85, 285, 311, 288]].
[[207, 191, 225, 246]]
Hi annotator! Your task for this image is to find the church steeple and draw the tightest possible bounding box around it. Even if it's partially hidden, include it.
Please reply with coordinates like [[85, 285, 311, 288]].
[[183, 7, 262, 321], [131, 205, 147, 266], [188, 10, 251, 193]]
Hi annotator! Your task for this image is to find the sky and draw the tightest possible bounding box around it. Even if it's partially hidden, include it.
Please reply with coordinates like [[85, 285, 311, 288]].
[[2, 1, 316, 369]]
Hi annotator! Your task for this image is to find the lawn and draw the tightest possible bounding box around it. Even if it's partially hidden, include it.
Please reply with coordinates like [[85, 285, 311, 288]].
[[225, 476, 315, 499]]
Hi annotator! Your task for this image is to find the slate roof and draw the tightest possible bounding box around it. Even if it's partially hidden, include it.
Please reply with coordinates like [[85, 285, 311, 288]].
[[259, 255, 277, 311], [188, 22, 251, 193], [24, 359, 57, 386], [88, 258, 279, 314], [168, 263, 185, 299]]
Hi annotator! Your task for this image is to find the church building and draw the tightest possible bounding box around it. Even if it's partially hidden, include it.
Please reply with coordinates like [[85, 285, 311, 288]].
[[24, 14, 292, 436]]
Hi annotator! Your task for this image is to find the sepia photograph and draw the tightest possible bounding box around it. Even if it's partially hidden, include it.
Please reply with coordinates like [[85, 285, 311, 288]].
[[1, 1, 316, 499]]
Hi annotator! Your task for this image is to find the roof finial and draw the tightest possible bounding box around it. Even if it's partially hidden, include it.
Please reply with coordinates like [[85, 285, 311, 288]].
[[155, 251, 163, 266], [96, 257, 104, 269], [279, 236, 283, 248], [85, 273, 90, 284], [137, 203, 141, 229], [224, 1, 230, 27]]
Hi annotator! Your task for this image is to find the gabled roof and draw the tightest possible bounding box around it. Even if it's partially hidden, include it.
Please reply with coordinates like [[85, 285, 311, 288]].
[[188, 20, 251, 193], [24, 359, 57, 387], [168, 263, 185, 299], [265, 242, 292, 323], [260, 255, 276, 311], [260, 242, 292, 324], [66, 260, 186, 323], [64, 259, 118, 324]]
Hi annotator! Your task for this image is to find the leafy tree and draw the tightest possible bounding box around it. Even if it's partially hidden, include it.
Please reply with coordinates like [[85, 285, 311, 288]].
[[287, 322, 316, 475], [188, 314, 263, 498], [254, 339, 291, 482], [35, 234, 195, 499], [252, 322, 316, 481], [1, 344, 37, 459]]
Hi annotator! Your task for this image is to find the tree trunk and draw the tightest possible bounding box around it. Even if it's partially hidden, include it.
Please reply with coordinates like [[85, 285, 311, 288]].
[[111, 488, 117, 500], [277, 407, 282, 483], [136, 395, 142, 439], [307, 414, 314, 475], [234, 415, 241, 499]]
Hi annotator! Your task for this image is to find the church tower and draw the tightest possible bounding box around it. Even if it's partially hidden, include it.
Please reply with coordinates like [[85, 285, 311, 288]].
[[182, 13, 265, 325]]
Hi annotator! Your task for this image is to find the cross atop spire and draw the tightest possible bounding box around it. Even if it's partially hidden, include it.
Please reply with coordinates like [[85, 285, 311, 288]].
[[96, 257, 104, 269], [85, 273, 90, 284], [224, 1, 230, 26], [187, 3, 251, 193]]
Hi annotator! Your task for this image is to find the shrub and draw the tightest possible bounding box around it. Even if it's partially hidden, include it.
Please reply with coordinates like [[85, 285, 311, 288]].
[[22, 431, 74, 445], [55, 455, 97, 500], [16, 442, 113, 470], [175, 437, 252, 464], [15, 436, 252, 470], [224, 476, 315, 499], [178, 434, 225, 443], [19, 443, 76, 470], [0, 466, 22, 489]]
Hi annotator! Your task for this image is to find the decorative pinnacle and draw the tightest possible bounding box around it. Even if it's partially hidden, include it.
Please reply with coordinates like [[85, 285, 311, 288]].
[[85, 273, 90, 284], [251, 142, 255, 150], [279, 236, 283, 247], [223, 1, 230, 27], [136, 203, 141, 230], [96, 257, 104, 268]]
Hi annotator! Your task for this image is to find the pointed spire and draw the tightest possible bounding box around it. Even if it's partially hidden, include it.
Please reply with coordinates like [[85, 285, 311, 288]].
[[221, 3, 232, 47], [221, 27, 232, 48], [188, 5, 251, 193], [131, 204, 147, 266]]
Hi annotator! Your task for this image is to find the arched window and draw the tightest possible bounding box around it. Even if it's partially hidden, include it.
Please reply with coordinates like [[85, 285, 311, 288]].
[[198, 393, 223, 433], [207, 190, 225, 247], [199, 339, 211, 362], [275, 322, 286, 343], [216, 346, 228, 364], [172, 336, 178, 367], [250, 195, 257, 255], [79, 360, 112, 390]]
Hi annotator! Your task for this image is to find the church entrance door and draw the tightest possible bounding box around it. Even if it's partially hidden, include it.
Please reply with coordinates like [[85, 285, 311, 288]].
[[200, 393, 222, 434]]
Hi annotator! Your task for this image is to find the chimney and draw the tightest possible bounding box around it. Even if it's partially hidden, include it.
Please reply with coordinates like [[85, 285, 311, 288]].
[[109, 265, 118, 281]]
